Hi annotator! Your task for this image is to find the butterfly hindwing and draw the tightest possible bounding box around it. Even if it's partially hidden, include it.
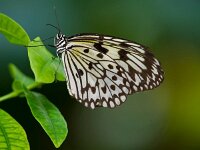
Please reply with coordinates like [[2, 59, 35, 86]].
[[62, 45, 130, 109]]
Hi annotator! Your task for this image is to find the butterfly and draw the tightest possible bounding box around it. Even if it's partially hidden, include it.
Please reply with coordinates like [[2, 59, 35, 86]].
[[55, 33, 164, 109]]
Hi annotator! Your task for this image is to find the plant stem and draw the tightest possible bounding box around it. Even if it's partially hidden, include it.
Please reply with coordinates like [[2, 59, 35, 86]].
[[0, 91, 18, 102], [0, 82, 42, 102]]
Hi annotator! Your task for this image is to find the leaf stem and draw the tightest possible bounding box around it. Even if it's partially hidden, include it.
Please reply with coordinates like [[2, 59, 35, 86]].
[[0, 91, 18, 102], [0, 82, 42, 102]]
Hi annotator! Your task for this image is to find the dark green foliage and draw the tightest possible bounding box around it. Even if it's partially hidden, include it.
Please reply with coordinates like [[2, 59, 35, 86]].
[[0, 13, 67, 149]]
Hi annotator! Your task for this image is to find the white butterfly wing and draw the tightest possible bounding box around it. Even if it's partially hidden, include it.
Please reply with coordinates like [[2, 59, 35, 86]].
[[61, 34, 164, 109]]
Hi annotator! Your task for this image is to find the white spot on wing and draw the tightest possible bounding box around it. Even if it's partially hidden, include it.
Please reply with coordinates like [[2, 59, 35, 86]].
[[127, 60, 142, 73], [132, 53, 145, 62], [109, 101, 115, 108], [152, 66, 158, 75], [115, 98, 120, 105], [154, 58, 160, 65], [126, 42, 140, 47], [146, 77, 150, 85], [104, 36, 112, 40], [120, 95, 126, 102], [140, 86, 143, 90], [127, 54, 147, 70], [102, 101, 108, 107], [83, 91, 87, 100], [152, 73, 156, 81], [133, 85, 138, 91], [133, 47, 145, 53], [116, 60, 129, 72], [90, 102, 95, 109], [112, 38, 126, 42], [134, 74, 141, 86], [85, 102, 88, 107], [122, 87, 129, 94]]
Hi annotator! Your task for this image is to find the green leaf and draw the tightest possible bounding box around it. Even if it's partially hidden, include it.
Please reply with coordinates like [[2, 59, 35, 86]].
[[28, 37, 65, 83], [54, 59, 66, 82], [0, 109, 30, 150], [0, 13, 30, 45], [24, 90, 68, 148], [9, 63, 35, 91]]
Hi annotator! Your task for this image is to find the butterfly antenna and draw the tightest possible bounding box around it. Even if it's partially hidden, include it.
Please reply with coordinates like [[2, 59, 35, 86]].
[[33, 36, 54, 43], [46, 23, 60, 33], [24, 44, 55, 48], [46, 5, 61, 34], [53, 5, 61, 33]]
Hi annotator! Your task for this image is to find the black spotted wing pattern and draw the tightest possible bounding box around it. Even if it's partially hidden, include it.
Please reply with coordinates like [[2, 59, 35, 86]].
[[57, 33, 164, 109]]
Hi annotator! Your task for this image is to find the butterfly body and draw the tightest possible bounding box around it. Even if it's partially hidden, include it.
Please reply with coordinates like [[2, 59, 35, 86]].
[[55, 33, 164, 109]]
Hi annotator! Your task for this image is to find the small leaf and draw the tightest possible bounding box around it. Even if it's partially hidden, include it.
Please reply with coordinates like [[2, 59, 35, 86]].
[[24, 90, 68, 148], [28, 37, 65, 83], [9, 63, 35, 91], [0, 109, 30, 150], [53, 58, 66, 82], [0, 13, 30, 45], [12, 80, 23, 92]]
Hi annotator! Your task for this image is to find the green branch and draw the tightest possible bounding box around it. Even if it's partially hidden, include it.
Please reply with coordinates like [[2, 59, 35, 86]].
[[0, 82, 41, 102]]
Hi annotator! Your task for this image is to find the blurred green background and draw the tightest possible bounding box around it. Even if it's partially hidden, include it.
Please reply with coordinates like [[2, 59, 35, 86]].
[[1, 0, 200, 150]]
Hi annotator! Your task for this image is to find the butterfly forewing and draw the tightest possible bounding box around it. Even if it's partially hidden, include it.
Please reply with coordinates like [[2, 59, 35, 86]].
[[57, 33, 164, 109]]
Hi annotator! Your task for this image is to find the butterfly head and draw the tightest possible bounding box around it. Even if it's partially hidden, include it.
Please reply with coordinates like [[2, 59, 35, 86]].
[[55, 33, 67, 56]]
